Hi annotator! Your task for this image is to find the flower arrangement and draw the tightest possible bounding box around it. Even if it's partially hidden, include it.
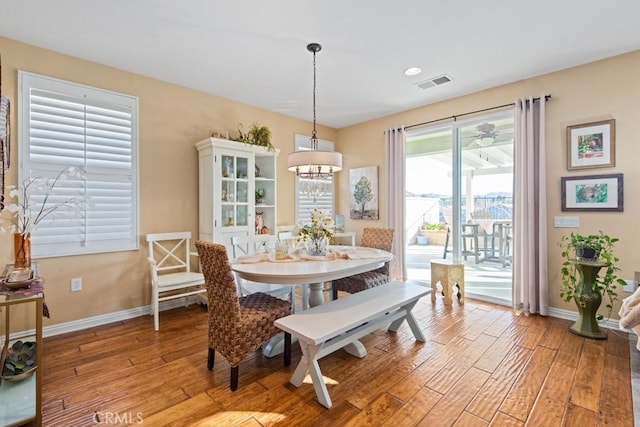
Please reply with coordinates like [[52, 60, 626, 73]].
[[298, 208, 335, 242], [1, 167, 86, 236]]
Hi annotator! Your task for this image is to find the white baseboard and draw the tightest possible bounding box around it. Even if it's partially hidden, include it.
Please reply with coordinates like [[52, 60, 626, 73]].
[[42, 297, 204, 338], [9, 298, 628, 341], [546, 306, 623, 332]]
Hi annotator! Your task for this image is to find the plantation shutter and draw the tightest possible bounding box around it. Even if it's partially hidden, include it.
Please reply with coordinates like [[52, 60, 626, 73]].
[[294, 134, 335, 225], [19, 71, 139, 257]]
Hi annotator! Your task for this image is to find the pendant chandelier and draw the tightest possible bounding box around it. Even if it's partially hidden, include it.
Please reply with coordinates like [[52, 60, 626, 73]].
[[287, 43, 342, 180]]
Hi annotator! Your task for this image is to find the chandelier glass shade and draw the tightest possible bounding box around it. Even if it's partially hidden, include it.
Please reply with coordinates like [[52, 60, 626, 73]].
[[287, 42, 342, 180]]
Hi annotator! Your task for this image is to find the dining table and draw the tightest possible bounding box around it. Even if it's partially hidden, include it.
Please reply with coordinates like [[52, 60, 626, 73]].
[[232, 245, 393, 358]]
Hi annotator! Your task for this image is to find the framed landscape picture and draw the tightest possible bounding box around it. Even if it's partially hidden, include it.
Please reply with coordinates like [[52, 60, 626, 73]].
[[350, 166, 379, 220], [566, 119, 615, 170], [561, 173, 623, 212]]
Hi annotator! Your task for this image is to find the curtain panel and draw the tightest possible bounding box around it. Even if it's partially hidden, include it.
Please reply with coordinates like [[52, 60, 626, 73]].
[[513, 97, 548, 315], [385, 127, 407, 281]]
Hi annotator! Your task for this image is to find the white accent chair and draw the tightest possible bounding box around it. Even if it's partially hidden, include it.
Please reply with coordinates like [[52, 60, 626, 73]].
[[146, 232, 206, 331], [231, 235, 296, 311]]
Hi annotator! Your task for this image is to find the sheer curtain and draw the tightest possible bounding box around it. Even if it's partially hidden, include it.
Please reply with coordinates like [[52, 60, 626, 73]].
[[513, 97, 548, 315], [385, 127, 407, 281]]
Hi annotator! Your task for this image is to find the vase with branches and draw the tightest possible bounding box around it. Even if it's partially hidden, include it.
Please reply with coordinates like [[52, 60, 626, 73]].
[[1, 167, 87, 268]]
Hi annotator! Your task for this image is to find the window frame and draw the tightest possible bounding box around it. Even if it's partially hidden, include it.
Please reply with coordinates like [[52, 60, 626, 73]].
[[293, 133, 336, 226], [18, 71, 140, 258]]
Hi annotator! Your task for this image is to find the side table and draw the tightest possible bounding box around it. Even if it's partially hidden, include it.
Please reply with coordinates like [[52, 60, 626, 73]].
[[431, 259, 465, 305], [0, 277, 45, 426]]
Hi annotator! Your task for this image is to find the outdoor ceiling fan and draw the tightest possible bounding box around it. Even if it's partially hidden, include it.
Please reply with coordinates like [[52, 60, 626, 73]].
[[473, 123, 499, 147]]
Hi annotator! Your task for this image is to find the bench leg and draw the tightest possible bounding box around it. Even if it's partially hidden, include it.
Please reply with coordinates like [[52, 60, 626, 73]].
[[343, 340, 367, 358], [387, 301, 426, 342], [291, 341, 332, 409]]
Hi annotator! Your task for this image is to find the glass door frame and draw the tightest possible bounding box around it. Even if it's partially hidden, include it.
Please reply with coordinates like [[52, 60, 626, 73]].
[[405, 109, 514, 305]]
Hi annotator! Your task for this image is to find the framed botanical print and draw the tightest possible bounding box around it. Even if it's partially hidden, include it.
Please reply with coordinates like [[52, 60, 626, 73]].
[[561, 173, 623, 212], [566, 119, 615, 170], [349, 166, 379, 220]]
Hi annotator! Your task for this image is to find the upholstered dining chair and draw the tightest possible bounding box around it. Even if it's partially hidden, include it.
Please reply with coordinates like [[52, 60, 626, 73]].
[[331, 227, 395, 300], [195, 240, 291, 391]]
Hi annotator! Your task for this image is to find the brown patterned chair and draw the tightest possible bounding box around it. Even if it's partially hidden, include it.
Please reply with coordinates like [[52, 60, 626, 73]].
[[195, 240, 291, 391], [331, 227, 395, 300]]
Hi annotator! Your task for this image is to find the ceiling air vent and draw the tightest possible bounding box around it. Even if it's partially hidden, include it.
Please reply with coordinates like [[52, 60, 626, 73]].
[[414, 74, 452, 90]]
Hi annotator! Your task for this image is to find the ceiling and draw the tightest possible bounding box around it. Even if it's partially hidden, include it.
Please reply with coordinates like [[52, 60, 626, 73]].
[[1, 1, 639, 129]]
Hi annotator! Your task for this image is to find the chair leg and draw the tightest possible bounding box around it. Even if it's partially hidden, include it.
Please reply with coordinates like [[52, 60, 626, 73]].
[[284, 332, 291, 367], [207, 348, 215, 370], [230, 366, 239, 391], [153, 291, 160, 331], [443, 228, 450, 259]]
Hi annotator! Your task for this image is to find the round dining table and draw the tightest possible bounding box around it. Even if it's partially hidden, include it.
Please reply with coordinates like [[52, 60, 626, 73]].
[[231, 246, 393, 357], [231, 246, 392, 307]]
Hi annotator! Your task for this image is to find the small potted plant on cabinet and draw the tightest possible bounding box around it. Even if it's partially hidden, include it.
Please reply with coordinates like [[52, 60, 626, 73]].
[[559, 230, 626, 339], [255, 188, 266, 205]]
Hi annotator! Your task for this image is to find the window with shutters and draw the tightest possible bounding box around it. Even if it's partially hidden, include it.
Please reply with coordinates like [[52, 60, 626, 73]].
[[294, 134, 335, 225], [18, 71, 139, 258]]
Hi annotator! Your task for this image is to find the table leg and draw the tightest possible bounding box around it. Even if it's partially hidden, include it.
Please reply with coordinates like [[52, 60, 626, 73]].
[[343, 341, 367, 358], [308, 282, 325, 307], [262, 333, 299, 358]]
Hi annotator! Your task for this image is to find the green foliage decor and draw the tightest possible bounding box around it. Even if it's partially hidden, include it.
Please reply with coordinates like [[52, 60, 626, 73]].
[[2, 340, 37, 377], [559, 230, 625, 320], [422, 222, 446, 231]]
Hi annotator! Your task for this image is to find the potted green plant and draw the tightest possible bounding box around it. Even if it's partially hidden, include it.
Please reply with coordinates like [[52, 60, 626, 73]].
[[418, 222, 447, 245], [247, 123, 275, 152], [559, 230, 626, 339], [255, 188, 266, 205]]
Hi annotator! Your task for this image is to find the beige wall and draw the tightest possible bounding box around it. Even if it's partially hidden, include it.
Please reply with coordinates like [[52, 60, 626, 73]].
[[0, 36, 336, 326], [336, 49, 640, 316], [2, 35, 639, 327]]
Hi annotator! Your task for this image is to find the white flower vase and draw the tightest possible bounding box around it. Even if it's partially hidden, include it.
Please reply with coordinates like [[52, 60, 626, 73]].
[[306, 236, 329, 256]]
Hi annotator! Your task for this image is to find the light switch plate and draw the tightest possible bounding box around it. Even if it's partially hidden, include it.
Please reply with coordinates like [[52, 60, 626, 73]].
[[553, 216, 579, 228]]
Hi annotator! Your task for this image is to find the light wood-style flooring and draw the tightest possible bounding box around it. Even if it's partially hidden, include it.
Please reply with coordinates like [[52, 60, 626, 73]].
[[41, 297, 634, 426]]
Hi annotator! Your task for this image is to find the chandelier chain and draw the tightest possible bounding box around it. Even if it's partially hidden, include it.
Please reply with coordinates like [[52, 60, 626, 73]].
[[311, 48, 318, 149]]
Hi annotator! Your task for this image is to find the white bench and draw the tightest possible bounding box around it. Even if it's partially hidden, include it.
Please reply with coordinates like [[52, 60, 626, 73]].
[[274, 281, 430, 408]]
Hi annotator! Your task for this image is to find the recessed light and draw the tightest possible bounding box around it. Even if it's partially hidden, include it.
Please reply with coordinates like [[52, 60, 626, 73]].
[[404, 66, 422, 76]]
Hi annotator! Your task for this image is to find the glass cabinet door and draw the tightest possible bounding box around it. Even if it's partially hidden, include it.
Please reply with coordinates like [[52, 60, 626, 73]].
[[219, 152, 252, 229]]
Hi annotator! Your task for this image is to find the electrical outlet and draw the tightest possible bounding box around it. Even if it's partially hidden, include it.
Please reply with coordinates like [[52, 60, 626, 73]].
[[70, 277, 82, 292]]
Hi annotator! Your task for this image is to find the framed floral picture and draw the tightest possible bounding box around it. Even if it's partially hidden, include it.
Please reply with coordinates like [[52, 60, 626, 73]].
[[566, 119, 615, 170], [561, 173, 623, 212]]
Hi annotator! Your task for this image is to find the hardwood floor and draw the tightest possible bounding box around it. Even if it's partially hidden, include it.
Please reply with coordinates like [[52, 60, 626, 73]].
[[41, 297, 634, 426]]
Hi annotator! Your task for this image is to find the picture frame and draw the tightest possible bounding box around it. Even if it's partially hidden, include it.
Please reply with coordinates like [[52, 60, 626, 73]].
[[350, 166, 379, 220], [566, 119, 615, 170], [561, 173, 623, 212]]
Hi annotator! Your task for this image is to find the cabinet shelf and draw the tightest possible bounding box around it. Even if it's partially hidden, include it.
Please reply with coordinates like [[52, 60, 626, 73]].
[[0, 287, 44, 426]]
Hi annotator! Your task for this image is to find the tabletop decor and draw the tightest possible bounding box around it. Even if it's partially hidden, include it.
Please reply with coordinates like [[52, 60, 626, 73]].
[[1, 340, 37, 382], [0, 167, 86, 268], [299, 208, 335, 256]]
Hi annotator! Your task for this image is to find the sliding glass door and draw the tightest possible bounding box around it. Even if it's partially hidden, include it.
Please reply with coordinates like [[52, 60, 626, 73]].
[[405, 111, 514, 305]]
